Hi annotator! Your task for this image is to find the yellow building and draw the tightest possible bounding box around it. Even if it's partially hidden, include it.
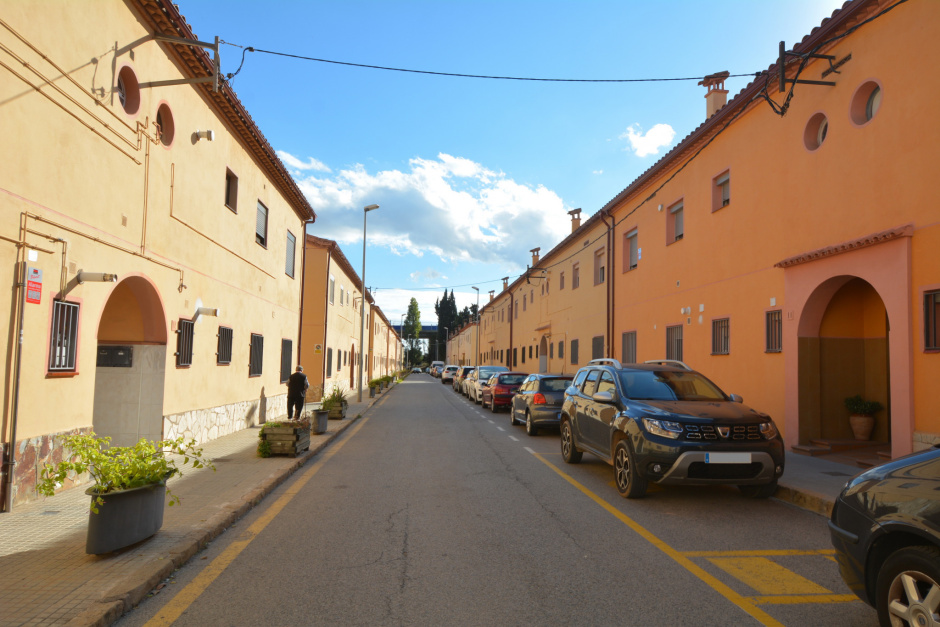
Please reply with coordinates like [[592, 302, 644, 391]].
[[0, 0, 315, 509]]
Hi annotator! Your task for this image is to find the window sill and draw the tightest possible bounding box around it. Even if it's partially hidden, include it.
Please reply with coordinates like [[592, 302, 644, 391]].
[[46, 370, 79, 378], [226, 204, 237, 214]]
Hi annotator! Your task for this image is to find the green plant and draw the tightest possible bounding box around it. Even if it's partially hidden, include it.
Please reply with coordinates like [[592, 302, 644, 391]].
[[321, 385, 348, 411], [38, 434, 214, 513], [844, 395, 883, 416], [368, 378, 381, 389]]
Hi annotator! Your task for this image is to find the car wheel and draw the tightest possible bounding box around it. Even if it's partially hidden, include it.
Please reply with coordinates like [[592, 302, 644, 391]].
[[560, 419, 582, 464], [525, 411, 538, 436], [489, 398, 497, 413], [474, 391, 481, 404], [876, 545, 940, 627], [614, 440, 647, 498], [738, 481, 778, 499], [510, 406, 518, 426]]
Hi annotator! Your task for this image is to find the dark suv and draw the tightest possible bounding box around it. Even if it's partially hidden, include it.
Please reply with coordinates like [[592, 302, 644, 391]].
[[559, 359, 784, 499]]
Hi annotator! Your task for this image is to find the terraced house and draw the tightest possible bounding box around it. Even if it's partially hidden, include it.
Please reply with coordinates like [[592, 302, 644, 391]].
[[0, 0, 316, 509], [476, 0, 939, 460]]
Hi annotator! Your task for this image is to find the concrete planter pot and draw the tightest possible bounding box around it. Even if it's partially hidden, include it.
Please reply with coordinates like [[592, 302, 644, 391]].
[[312, 410, 329, 434], [849, 414, 875, 441], [261, 425, 311, 456], [369, 387, 376, 398], [85, 481, 167, 554]]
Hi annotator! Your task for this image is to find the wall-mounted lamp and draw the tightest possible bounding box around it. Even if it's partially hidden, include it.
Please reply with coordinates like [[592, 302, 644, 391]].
[[195, 129, 215, 142], [77, 271, 118, 284], [193, 306, 220, 321]]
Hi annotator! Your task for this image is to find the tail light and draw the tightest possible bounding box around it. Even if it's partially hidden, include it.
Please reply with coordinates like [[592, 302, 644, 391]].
[[533, 392, 547, 405], [494, 385, 507, 395]]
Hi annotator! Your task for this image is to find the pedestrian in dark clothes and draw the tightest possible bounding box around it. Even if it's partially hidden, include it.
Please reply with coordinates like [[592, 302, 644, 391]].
[[286, 365, 309, 421]]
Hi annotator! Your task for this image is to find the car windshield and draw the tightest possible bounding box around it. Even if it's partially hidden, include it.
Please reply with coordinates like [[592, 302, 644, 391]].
[[478, 368, 506, 379], [541, 378, 573, 392], [617, 370, 727, 401], [499, 374, 526, 385]]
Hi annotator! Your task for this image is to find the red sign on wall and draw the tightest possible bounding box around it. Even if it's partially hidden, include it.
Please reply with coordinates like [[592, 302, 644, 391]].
[[26, 267, 42, 304]]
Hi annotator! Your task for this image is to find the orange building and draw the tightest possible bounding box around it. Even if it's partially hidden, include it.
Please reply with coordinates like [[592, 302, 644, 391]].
[[478, 0, 938, 459]]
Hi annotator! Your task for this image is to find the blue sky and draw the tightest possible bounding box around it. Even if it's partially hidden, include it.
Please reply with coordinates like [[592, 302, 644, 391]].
[[179, 0, 847, 325]]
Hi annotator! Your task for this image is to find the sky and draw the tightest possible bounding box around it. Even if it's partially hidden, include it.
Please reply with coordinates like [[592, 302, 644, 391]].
[[178, 0, 848, 327]]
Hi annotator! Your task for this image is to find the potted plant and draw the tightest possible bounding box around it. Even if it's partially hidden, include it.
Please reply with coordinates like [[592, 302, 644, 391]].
[[37, 433, 213, 554], [258, 418, 311, 457], [368, 378, 379, 398], [321, 385, 348, 419], [844, 394, 884, 441]]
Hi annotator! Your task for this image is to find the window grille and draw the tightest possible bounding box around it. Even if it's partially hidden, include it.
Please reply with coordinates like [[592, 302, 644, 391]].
[[176, 319, 194, 367], [766, 310, 783, 353], [622, 331, 637, 364], [217, 326, 233, 364], [280, 339, 292, 383], [49, 300, 79, 372], [592, 335, 604, 360], [712, 318, 730, 355], [249, 334, 264, 376], [666, 325, 683, 361], [571, 339, 579, 364]]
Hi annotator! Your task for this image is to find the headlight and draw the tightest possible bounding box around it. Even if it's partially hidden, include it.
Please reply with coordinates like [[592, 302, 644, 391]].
[[642, 418, 683, 439], [759, 421, 779, 439]]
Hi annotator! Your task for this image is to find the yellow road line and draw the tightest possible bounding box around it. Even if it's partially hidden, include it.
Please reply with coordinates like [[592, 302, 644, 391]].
[[709, 557, 830, 595], [530, 451, 784, 627], [683, 549, 837, 558], [144, 417, 371, 627], [751, 594, 858, 605]]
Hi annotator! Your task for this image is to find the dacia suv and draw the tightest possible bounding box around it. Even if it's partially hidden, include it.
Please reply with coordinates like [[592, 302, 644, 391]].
[[560, 359, 784, 499]]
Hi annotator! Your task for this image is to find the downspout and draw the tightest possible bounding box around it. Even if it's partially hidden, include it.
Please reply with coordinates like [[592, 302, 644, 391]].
[[296, 221, 313, 368], [322, 246, 332, 394], [508, 289, 514, 369], [2, 261, 26, 513], [600, 209, 614, 358]]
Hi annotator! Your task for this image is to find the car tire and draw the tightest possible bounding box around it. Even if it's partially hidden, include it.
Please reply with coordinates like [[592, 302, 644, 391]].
[[738, 481, 778, 499], [876, 545, 940, 627], [525, 411, 538, 436], [510, 406, 518, 426], [614, 440, 647, 499], [560, 419, 582, 464]]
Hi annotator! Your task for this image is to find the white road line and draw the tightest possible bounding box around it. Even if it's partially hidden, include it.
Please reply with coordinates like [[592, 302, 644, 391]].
[[509, 436, 519, 442], [496, 427, 505, 432], [487, 420, 494, 424], [524, 447, 536, 454]]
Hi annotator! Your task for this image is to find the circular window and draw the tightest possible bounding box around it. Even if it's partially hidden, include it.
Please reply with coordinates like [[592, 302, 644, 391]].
[[850, 81, 883, 125], [804, 112, 829, 151], [155, 103, 175, 147], [116, 66, 140, 115]]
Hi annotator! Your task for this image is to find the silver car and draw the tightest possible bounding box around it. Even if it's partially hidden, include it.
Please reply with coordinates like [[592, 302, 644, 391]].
[[469, 366, 509, 403]]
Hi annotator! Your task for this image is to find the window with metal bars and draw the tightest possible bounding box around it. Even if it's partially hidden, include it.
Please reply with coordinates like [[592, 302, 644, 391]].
[[48, 300, 79, 372], [255, 201, 268, 247], [711, 318, 730, 355], [285, 231, 296, 278], [927, 292, 940, 350], [766, 310, 783, 353], [217, 326, 233, 364], [666, 325, 683, 361], [558, 340, 565, 360], [249, 333, 263, 377], [571, 339, 579, 364], [280, 339, 292, 383], [176, 319, 194, 367], [592, 335, 604, 360], [622, 331, 637, 364]]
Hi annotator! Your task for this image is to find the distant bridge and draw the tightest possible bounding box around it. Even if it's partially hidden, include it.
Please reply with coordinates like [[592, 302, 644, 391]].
[[392, 325, 447, 362]]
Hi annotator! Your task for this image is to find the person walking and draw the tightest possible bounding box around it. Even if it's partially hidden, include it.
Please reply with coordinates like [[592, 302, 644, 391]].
[[286, 365, 309, 421]]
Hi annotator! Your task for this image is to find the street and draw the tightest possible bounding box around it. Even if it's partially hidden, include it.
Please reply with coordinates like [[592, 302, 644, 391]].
[[117, 374, 877, 627]]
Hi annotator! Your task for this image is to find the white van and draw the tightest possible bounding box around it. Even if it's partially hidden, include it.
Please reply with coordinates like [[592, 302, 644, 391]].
[[430, 360, 445, 377]]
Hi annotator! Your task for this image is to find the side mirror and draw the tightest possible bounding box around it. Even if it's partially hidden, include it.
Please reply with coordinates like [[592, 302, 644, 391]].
[[729, 394, 743, 403], [592, 391, 615, 404]]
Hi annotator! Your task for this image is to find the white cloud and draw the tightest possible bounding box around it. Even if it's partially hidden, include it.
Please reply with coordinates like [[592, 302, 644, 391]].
[[410, 268, 442, 282], [620, 123, 676, 158], [276, 151, 331, 173], [593, 169, 603, 175], [287, 151, 571, 268]]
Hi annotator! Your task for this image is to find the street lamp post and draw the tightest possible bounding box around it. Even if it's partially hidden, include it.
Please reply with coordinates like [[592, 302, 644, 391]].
[[400, 313, 406, 368], [472, 286, 479, 368], [443, 327, 448, 364], [358, 204, 379, 402]]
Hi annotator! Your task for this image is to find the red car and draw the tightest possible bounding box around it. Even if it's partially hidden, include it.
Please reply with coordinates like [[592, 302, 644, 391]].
[[481, 372, 528, 412]]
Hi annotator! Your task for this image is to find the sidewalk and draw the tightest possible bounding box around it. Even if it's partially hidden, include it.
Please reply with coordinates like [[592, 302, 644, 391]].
[[0, 382, 861, 627]]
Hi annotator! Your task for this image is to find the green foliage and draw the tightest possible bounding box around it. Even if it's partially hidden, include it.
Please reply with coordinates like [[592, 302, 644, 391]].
[[321, 385, 348, 411], [368, 378, 381, 389], [844, 395, 883, 416], [38, 434, 214, 513], [257, 438, 272, 458]]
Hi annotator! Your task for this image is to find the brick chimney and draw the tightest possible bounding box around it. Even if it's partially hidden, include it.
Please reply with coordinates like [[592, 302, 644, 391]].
[[488, 290, 495, 302], [568, 208, 582, 233], [530, 247, 541, 266], [502, 276, 509, 291], [699, 71, 730, 118]]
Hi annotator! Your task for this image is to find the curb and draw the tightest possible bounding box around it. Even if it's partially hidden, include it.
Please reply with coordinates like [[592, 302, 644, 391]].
[[773, 482, 835, 518], [75, 387, 389, 627]]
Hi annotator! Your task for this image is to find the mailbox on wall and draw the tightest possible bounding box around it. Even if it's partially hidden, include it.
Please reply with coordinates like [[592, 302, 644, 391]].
[[97, 346, 133, 368]]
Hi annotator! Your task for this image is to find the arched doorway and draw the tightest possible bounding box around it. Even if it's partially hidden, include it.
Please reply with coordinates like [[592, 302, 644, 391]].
[[797, 277, 890, 445], [93, 275, 167, 447], [539, 336, 548, 373]]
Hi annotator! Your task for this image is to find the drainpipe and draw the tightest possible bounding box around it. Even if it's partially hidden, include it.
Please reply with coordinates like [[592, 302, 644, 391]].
[[600, 209, 614, 358], [508, 287, 514, 369], [297, 221, 314, 369], [2, 261, 27, 513], [322, 247, 333, 394]]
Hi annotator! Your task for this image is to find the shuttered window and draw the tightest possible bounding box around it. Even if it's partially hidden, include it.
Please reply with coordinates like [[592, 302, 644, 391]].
[[666, 325, 683, 361], [249, 333, 263, 376], [255, 201, 268, 247], [625, 229, 638, 271], [326, 347, 332, 377], [592, 335, 604, 360], [280, 339, 292, 383], [715, 172, 731, 209], [712, 318, 730, 355], [622, 331, 637, 364], [285, 231, 296, 278], [670, 203, 684, 242], [217, 326, 233, 364], [49, 300, 79, 372], [766, 310, 783, 353], [926, 292, 940, 350], [570, 339, 579, 365], [176, 319, 194, 367]]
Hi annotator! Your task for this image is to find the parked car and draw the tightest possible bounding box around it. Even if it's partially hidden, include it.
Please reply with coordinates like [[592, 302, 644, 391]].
[[454, 366, 475, 394], [829, 444, 940, 626], [469, 366, 509, 403], [411, 367, 422, 374], [430, 361, 445, 377], [440, 365, 459, 384], [560, 358, 784, 499], [510, 373, 574, 436], [481, 372, 528, 412]]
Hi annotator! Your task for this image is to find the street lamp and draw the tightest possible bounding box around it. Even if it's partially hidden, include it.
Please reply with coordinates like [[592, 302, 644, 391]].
[[400, 313, 406, 368], [443, 326, 448, 364], [358, 203, 379, 402], [472, 286, 479, 368]]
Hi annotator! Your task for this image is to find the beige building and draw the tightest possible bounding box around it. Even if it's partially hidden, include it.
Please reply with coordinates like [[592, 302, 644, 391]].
[[447, 322, 478, 367], [0, 0, 315, 509]]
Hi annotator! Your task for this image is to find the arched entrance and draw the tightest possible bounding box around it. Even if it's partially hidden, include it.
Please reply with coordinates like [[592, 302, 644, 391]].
[[538, 336, 548, 373], [797, 277, 890, 444], [93, 275, 167, 447]]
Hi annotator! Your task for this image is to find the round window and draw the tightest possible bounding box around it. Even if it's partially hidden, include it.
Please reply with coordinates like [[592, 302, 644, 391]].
[[155, 103, 175, 146], [850, 81, 883, 125], [116, 66, 140, 115], [804, 112, 829, 151]]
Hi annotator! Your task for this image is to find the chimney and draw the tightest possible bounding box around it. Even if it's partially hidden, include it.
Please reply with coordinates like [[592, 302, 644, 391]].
[[502, 276, 509, 291], [568, 208, 582, 233], [488, 290, 495, 302], [699, 71, 730, 119], [530, 247, 541, 267]]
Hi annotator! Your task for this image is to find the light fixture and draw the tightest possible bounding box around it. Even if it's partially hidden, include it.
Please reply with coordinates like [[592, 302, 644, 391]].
[[194, 129, 215, 141], [472, 287, 480, 368], [358, 203, 380, 402], [193, 307, 220, 321], [77, 271, 118, 284]]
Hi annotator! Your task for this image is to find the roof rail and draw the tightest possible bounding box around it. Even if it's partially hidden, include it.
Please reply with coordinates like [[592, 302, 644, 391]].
[[588, 358, 623, 369], [644, 359, 693, 371]]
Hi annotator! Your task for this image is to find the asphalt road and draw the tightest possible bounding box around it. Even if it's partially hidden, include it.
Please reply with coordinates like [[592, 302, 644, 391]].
[[117, 374, 878, 627]]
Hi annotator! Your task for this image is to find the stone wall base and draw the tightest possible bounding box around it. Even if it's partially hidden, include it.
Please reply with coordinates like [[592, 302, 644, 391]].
[[163, 394, 287, 445], [8, 426, 93, 508], [913, 431, 940, 452]]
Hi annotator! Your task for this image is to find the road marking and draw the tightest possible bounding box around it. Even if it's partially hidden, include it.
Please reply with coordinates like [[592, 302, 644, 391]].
[[524, 447, 535, 453], [709, 557, 829, 595], [684, 549, 837, 558], [751, 594, 858, 605], [508, 436, 519, 442], [530, 450, 784, 627], [144, 417, 371, 627], [496, 427, 505, 432], [487, 420, 494, 424]]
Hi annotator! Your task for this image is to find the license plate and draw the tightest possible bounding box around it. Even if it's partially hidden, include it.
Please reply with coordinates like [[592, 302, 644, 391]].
[[705, 452, 752, 464]]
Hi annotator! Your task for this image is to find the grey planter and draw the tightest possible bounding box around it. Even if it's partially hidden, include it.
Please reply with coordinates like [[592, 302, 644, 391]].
[[312, 409, 329, 434], [85, 481, 167, 554]]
